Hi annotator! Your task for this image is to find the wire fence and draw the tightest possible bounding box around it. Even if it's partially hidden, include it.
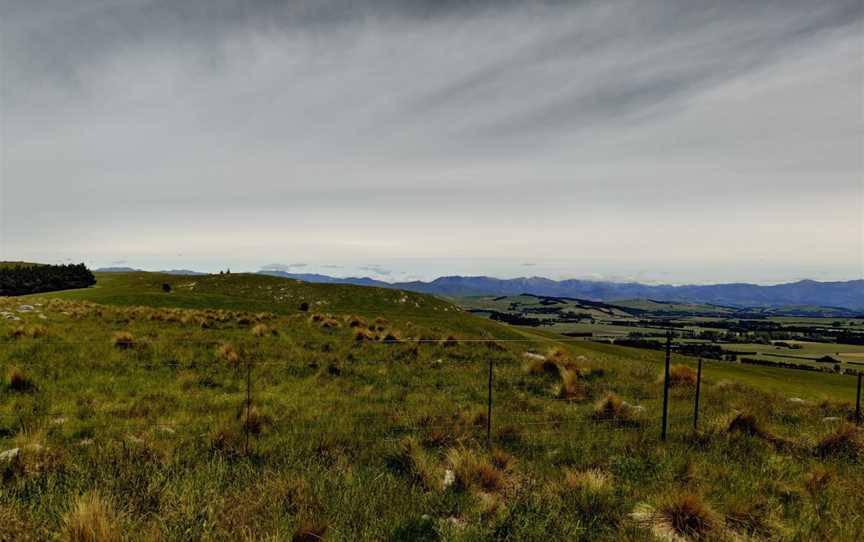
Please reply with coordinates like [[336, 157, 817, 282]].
[[1, 328, 862, 456]]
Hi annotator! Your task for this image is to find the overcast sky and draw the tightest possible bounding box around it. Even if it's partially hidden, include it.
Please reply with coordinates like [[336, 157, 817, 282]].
[[1, 0, 862, 284]]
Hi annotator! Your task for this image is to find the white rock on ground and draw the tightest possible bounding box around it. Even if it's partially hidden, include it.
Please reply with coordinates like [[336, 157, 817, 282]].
[[443, 469, 455, 489], [0, 448, 20, 462]]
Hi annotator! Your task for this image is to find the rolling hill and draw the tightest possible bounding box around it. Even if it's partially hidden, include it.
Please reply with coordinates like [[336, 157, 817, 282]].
[[258, 271, 864, 312]]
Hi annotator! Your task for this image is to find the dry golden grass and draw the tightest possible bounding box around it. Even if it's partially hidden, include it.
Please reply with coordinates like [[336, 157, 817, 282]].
[[446, 448, 507, 493], [345, 315, 366, 328], [563, 468, 612, 495], [557, 368, 585, 401], [593, 393, 638, 422], [250, 323, 271, 337], [111, 331, 136, 350], [654, 493, 718, 540], [62, 492, 122, 542], [353, 329, 378, 342], [667, 364, 698, 387], [216, 343, 241, 367]]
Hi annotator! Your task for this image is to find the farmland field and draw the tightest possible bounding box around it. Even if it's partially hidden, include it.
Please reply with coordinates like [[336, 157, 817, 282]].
[[0, 273, 862, 540]]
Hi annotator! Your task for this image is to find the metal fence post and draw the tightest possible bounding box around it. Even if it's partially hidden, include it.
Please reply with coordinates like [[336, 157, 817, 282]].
[[661, 328, 671, 441], [487, 358, 493, 447], [693, 358, 702, 431]]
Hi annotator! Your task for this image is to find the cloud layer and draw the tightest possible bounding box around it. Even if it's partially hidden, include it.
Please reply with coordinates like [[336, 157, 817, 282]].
[[1, 1, 861, 282]]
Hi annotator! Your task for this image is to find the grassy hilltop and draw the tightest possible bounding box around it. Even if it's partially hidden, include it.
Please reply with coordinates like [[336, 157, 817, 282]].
[[0, 272, 862, 540]]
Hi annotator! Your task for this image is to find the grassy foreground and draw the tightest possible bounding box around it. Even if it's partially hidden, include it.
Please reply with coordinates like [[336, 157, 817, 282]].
[[0, 280, 862, 540]]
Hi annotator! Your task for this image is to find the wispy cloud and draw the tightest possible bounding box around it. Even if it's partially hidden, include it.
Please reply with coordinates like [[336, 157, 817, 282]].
[[2, 1, 860, 281]]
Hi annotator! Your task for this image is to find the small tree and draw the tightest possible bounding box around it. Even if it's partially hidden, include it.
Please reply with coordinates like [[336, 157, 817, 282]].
[[162, 283, 172, 293]]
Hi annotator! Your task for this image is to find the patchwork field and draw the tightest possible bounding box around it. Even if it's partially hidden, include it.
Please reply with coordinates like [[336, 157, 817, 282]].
[[0, 274, 862, 540]]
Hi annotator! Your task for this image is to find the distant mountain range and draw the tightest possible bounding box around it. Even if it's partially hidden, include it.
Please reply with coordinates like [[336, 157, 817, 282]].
[[258, 271, 864, 311], [95, 267, 208, 276]]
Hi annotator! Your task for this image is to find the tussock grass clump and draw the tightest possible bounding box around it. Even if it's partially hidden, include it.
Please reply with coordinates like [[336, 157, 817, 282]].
[[563, 468, 612, 495], [250, 323, 275, 337], [725, 413, 787, 450], [815, 424, 862, 460], [62, 492, 122, 542], [345, 315, 366, 328], [27, 325, 48, 339], [216, 343, 241, 367], [667, 364, 697, 387], [6, 367, 35, 392], [593, 393, 638, 422], [386, 437, 441, 490], [319, 317, 340, 329], [525, 356, 558, 376], [111, 331, 136, 350], [8, 327, 27, 340], [557, 368, 585, 401], [354, 329, 378, 342], [653, 493, 718, 540], [446, 448, 508, 493]]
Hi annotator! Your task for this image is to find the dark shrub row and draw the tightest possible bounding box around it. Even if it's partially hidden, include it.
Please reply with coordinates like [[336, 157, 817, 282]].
[[0, 263, 95, 296]]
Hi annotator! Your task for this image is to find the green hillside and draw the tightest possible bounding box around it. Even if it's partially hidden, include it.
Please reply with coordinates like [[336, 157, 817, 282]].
[[1, 273, 861, 539], [28, 271, 512, 338]]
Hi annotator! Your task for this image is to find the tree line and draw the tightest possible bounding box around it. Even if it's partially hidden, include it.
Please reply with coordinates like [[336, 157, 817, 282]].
[[0, 263, 96, 296]]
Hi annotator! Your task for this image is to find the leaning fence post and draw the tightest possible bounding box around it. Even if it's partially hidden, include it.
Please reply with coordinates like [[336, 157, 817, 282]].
[[856, 373, 862, 427], [693, 358, 703, 431], [661, 328, 671, 441], [486, 358, 493, 448]]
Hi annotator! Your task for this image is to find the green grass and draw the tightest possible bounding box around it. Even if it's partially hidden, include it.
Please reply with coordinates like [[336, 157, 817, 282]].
[[31, 272, 512, 338], [0, 277, 862, 540]]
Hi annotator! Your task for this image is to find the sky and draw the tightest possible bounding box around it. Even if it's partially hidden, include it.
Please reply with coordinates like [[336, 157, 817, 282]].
[[1, 0, 862, 284]]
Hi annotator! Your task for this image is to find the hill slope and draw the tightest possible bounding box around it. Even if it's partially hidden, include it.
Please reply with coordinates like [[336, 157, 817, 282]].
[[26, 271, 508, 338]]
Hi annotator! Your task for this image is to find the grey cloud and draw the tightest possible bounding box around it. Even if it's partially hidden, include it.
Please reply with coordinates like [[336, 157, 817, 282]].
[[1, 1, 861, 283], [260, 263, 308, 271], [359, 265, 392, 276]]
